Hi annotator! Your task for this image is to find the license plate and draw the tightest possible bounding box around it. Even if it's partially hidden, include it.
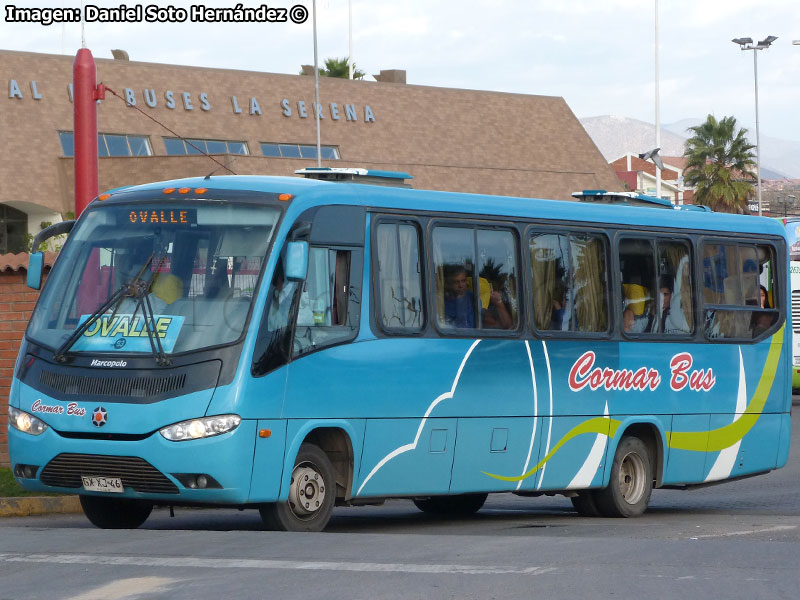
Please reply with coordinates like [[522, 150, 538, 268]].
[[81, 475, 124, 493]]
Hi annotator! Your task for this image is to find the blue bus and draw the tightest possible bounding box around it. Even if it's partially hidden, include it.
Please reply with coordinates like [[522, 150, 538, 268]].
[[776, 217, 800, 391], [8, 171, 791, 530]]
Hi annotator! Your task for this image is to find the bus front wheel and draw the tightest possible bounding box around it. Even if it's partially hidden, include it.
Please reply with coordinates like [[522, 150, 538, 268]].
[[594, 436, 653, 518], [79, 495, 153, 529], [260, 443, 336, 532]]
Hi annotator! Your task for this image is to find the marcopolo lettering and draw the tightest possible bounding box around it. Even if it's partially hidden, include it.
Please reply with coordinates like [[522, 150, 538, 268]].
[[90, 359, 128, 367]]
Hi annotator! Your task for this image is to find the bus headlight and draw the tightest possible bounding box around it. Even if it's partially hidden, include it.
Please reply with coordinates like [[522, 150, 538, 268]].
[[159, 414, 241, 442], [9, 407, 49, 436]]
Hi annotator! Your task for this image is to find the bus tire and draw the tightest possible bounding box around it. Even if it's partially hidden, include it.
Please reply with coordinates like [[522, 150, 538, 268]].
[[260, 443, 335, 532], [413, 493, 488, 515], [570, 491, 601, 517], [79, 495, 152, 529], [594, 436, 653, 518]]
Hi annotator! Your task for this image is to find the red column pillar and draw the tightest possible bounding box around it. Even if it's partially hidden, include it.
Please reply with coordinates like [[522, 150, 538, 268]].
[[73, 48, 101, 217]]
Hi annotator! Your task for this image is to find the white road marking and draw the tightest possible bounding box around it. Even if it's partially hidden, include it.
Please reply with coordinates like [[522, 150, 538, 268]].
[[691, 525, 797, 539], [67, 577, 176, 600], [0, 553, 557, 576]]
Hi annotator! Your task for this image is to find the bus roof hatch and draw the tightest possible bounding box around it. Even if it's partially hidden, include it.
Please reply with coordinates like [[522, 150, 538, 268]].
[[294, 167, 414, 188]]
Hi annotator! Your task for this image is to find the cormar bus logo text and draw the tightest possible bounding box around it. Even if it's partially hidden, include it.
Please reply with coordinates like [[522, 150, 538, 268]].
[[568, 351, 716, 393], [91, 359, 127, 367]]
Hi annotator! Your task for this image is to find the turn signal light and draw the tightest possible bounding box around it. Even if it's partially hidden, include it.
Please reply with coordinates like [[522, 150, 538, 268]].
[[259, 429, 272, 438], [278, 194, 293, 202]]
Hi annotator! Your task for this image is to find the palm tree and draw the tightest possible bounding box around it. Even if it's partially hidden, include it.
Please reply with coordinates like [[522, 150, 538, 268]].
[[299, 57, 365, 80], [683, 115, 756, 214]]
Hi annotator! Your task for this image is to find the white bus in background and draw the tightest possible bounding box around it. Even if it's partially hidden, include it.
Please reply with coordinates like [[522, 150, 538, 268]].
[[778, 217, 800, 391]]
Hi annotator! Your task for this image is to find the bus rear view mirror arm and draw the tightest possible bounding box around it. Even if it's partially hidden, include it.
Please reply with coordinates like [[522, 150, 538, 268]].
[[27, 220, 75, 290]]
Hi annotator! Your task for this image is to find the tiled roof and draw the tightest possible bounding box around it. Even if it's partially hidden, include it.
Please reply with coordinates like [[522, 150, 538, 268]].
[[661, 156, 688, 170], [609, 156, 679, 180], [0, 252, 58, 273]]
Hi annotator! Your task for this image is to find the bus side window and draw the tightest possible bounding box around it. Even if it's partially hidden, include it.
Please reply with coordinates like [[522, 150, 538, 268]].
[[657, 241, 693, 335], [252, 258, 299, 377], [375, 222, 424, 331], [433, 225, 518, 331], [618, 239, 656, 334], [530, 232, 608, 333], [293, 247, 361, 357], [702, 242, 778, 340]]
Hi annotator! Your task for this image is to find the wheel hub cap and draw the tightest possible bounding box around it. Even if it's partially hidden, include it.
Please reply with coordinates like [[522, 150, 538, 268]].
[[289, 465, 326, 516]]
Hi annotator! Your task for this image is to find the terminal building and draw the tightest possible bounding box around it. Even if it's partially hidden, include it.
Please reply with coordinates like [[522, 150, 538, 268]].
[[0, 49, 622, 254]]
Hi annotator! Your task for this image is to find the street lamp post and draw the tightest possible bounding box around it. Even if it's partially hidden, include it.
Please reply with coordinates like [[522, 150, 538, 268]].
[[732, 35, 777, 217]]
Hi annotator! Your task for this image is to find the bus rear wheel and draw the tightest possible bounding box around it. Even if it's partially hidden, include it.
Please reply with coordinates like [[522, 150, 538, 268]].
[[79, 495, 153, 529], [413, 493, 488, 515], [594, 436, 653, 518], [260, 443, 336, 532]]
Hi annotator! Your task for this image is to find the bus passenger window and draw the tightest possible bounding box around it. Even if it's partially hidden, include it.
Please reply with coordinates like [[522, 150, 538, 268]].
[[477, 230, 518, 330], [702, 243, 778, 340], [375, 223, 424, 331], [657, 241, 693, 335], [433, 226, 518, 331], [530, 232, 608, 333], [619, 239, 657, 334]]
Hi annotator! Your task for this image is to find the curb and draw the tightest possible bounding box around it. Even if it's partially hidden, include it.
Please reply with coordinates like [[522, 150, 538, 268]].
[[0, 496, 81, 517]]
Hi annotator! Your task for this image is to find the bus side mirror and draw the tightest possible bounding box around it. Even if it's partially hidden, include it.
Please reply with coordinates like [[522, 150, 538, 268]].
[[27, 220, 75, 290], [284, 241, 309, 282], [27, 252, 44, 290]]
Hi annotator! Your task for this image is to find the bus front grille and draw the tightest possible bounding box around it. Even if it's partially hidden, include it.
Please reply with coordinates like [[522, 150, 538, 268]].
[[792, 290, 800, 334], [40, 453, 179, 494], [39, 370, 187, 398]]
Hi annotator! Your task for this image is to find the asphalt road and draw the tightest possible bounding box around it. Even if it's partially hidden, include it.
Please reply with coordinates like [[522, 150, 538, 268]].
[[2, 404, 800, 599]]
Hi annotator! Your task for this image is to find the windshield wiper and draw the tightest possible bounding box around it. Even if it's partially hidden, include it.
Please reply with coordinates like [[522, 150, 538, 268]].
[[54, 254, 172, 366]]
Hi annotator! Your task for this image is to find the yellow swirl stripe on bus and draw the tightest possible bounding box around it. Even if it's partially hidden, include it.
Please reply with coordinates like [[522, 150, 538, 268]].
[[483, 326, 783, 482], [667, 326, 783, 452], [483, 417, 622, 482]]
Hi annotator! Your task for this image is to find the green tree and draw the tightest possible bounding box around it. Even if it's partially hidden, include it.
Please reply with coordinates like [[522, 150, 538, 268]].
[[300, 57, 365, 80], [683, 115, 756, 214]]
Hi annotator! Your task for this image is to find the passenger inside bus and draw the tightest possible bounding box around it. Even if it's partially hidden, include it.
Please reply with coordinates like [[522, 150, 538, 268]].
[[443, 265, 475, 328], [622, 307, 635, 332], [443, 265, 513, 329], [113, 245, 179, 315], [751, 284, 775, 337]]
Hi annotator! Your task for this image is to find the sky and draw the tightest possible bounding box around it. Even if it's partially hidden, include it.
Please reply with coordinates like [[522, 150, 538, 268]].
[[3, 0, 800, 141]]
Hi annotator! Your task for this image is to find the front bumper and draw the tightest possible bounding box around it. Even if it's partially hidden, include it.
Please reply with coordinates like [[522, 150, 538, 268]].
[[9, 419, 264, 504]]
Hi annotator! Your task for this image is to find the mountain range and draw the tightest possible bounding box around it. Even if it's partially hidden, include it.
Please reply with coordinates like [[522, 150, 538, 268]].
[[579, 115, 800, 180]]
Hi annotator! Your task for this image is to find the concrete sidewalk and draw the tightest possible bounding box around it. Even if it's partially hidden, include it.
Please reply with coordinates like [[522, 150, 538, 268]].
[[0, 495, 80, 517]]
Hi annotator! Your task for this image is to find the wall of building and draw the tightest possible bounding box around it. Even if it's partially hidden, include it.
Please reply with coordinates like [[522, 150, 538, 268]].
[[2, 49, 622, 223]]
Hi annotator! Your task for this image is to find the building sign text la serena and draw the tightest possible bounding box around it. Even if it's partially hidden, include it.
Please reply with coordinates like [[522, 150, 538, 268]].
[[6, 78, 377, 122]]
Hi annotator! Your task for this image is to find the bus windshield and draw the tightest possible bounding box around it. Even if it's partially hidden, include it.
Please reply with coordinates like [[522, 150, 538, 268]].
[[27, 201, 281, 357]]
